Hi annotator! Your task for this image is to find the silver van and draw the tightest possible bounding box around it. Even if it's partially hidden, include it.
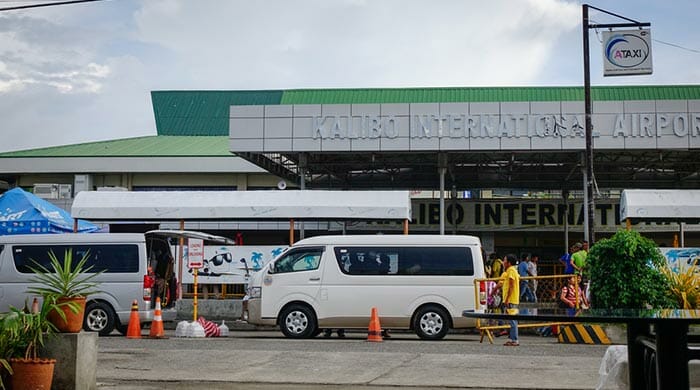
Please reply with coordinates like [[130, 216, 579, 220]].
[[0, 230, 231, 335]]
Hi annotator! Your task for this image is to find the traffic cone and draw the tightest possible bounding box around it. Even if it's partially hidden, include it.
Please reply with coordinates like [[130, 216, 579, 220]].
[[149, 297, 167, 339], [367, 307, 383, 342], [126, 299, 142, 339]]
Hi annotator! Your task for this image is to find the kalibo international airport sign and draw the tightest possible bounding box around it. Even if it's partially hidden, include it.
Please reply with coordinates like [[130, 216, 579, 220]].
[[602, 29, 653, 77], [230, 99, 700, 152], [352, 199, 699, 233]]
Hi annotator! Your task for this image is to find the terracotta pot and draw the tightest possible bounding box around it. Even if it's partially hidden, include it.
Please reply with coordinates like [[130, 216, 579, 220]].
[[47, 296, 86, 333], [10, 358, 56, 390]]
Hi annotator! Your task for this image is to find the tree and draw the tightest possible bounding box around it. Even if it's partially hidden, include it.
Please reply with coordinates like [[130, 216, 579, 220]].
[[589, 230, 675, 309]]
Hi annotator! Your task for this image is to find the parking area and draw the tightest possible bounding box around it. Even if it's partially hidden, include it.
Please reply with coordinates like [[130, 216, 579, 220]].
[[97, 329, 610, 389]]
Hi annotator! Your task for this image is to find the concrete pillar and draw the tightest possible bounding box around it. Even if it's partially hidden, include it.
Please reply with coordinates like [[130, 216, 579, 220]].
[[42, 332, 98, 390]]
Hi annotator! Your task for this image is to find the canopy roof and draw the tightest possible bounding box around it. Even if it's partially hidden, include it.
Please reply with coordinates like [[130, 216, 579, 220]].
[[620, 189, 700, 222], [0, 188, 99, 235], [71, 190, 411, 221]]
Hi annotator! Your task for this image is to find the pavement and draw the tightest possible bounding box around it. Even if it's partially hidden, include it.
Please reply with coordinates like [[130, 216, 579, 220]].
[[96, 326, 615, 390]]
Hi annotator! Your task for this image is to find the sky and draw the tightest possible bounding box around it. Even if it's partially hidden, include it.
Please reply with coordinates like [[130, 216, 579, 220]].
[[0, 0, 699, 153]]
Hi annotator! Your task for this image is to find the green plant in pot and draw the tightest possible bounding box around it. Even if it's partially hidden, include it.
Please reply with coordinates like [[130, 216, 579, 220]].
[[1, 299, 61, 390], [26, 249, 103, 333]]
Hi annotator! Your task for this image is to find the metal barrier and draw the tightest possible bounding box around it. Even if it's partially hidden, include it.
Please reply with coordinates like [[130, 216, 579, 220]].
[[182, 283, 246, 299], [473, 274, 576, 344]]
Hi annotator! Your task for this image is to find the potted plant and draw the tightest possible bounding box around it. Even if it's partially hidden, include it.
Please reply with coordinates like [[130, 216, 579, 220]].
[[26, 249, 103, 333], [1, 299, 60, 390], [0, 311, 18, 390]]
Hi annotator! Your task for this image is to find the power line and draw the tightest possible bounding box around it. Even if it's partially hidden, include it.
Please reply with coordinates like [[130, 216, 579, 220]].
[[0, 0, 107, 12], [590, 21, 700, 55], [653, 39, 700, 54]]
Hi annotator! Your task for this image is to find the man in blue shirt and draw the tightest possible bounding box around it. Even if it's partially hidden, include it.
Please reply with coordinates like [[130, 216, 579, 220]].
[[559, 243, 580, 275], [518, 253, 536, 302]]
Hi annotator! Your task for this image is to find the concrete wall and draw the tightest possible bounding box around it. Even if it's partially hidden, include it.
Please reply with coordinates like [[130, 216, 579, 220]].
[[176, 299, 243, 322]]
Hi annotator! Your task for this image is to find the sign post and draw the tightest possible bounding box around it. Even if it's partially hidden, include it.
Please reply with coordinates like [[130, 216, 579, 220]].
[[581, 3, 651, 245], [188, 238, 204, 321]]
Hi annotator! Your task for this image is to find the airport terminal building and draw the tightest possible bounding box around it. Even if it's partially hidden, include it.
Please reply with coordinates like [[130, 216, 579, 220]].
[[2, 85, 700, 260]]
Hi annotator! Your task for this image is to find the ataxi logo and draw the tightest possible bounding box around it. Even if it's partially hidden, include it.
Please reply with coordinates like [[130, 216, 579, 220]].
[[605, 31, 650, 68]]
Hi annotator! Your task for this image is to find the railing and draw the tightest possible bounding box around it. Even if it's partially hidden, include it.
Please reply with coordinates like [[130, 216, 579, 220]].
[[473, 274, 577, 343], [181, 284, 246, 299]]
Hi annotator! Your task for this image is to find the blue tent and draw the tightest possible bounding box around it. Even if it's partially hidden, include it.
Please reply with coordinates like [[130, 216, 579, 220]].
[[0, 188, 100, 235]]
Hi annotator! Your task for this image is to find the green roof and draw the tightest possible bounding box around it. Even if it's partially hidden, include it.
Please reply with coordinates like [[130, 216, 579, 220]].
[[0, 136, 231, 158], [152, 85, 700, 136], [5, 85, 700, 156], [151, 90, 283, 138]]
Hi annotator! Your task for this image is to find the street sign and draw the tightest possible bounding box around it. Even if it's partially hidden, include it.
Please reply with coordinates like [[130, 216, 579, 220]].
[[602, 29, 653, 76], [188, 238, 204, 269]]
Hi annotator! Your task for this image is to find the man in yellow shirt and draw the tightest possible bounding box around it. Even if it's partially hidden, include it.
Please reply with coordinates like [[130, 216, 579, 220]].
[[498, 254, 520, 346]]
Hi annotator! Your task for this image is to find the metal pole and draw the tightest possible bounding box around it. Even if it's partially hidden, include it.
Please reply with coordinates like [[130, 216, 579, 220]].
[[582, 160, 589, 243], [563, 190, 569, 253], [299, 154, 306, 240], [438, 153, 447, 235], [582, 4, 595, 244], [680, 222, 685, 247], [439, 168, 446, 235]]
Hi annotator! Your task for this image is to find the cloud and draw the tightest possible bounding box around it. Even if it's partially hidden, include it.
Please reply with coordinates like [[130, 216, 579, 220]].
[[0, 0, 699, 153], [0, 13, 112, 94], [131, 0, 580, 88]]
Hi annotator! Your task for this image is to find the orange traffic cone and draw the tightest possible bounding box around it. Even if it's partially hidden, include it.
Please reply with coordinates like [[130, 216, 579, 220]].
[[367, 307, 383, 342], [149, 297, 167, 339], [126, 299, 142, 339]]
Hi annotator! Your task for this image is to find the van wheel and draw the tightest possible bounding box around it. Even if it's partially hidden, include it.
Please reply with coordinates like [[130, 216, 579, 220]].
[[84, 301, 117, 336], [279, 304, 317, 339], [414, 305, 450, 340]]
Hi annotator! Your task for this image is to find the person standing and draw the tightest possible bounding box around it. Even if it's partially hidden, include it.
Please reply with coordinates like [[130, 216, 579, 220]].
[[498, 254, 520, 346], [560, 243, 579, 275], [489, 253, 504, 278], [518, 253, 535, 302], [559, 275, 589, 309], [571, 242, 588, 276], [527, 254, 539, 301]]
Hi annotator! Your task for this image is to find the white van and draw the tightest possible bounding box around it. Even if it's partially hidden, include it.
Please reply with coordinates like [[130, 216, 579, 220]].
[[245, 235, 485, 340], [0, 230, 231, 335]]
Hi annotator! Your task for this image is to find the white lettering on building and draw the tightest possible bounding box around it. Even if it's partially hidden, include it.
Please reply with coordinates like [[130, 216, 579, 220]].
[[310, 113, 700, 139]]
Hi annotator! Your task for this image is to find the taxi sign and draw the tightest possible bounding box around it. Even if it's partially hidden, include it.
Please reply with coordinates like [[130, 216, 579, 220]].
[[188, 238, 204, 269]]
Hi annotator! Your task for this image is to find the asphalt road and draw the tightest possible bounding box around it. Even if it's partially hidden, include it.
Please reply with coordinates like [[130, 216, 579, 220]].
[[96, 328, 613, 389]]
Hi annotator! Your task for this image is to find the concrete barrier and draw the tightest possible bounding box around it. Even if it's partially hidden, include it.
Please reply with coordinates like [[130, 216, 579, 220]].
[[175, 299, 243, 321], [42, 332, 98, 390]]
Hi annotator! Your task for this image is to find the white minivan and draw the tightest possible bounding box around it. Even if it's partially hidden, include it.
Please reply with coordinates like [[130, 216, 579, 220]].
[[245, 235, 485, 340], [0, 230, 231, 335]]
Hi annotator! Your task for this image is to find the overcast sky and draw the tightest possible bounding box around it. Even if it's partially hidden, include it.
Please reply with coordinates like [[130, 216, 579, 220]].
[[1, 0, 699, 153]]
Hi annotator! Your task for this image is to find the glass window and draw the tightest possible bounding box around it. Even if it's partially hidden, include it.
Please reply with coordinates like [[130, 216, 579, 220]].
[[400, 247, 473, 276], [13, 244, 140, 273], [334, 247, 397, 275], [334, 246, 473, 276], [271, 247, 323, 274]]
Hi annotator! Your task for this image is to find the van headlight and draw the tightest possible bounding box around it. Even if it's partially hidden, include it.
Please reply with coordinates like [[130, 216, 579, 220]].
[[248, 287, 261, 298]]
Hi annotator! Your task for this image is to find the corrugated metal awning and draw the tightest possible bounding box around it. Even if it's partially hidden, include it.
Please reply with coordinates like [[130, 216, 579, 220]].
[[620, 189, 700, 221], [72, 190, 411, 221]]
